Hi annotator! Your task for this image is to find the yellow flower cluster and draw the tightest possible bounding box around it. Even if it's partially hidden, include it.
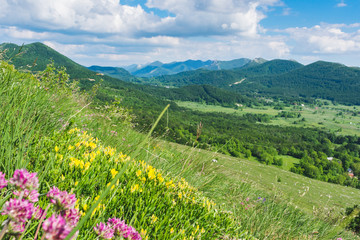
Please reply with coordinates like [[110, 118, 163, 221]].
[[103, 146, 116, 157], [69, 157, 91, 171]]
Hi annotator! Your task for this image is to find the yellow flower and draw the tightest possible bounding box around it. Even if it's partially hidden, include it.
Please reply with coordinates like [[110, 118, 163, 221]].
[[201, 228, 205, 234], [147, 166, 156, 180], [140, 229, 147, 237], [74, 181, 78, 186], [136, 170, 142, 177], [95, 195, 100, 201], [131, 184, 139, 193], [170, 228, 174, 234], [84, 162, 91, 171], [68, 145, 74, 150], [110, 168, 118, 179], [89, 142, 97, 149], [54, 146, 59, 152], [61, 175, 65, 181], [157, 173, 164, 183], [83, 204, 88, 211], [150, 214, 158, 224]]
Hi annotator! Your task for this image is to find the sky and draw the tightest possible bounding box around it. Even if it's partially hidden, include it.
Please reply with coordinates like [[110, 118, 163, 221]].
[[0, 0, 359, 67]]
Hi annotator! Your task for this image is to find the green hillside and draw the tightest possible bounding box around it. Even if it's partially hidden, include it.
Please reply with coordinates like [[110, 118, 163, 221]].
[[234, 61, 360, 104], [1, 60, 359, 239], [2, 41, 360, 238], [149, 59, 360, 105]]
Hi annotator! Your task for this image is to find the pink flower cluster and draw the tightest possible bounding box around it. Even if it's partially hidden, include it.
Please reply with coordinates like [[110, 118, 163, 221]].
[[42, 186, 80, 240], [47, 186, 76, 211], [42, 214, 72, 240], [2, 198, 34, 223], [94, 218, 141, 240], [1, 169, 41, 235], [9, 169, 39, 190], [0, 169, 80, 240], [0, 172, 7, 189]]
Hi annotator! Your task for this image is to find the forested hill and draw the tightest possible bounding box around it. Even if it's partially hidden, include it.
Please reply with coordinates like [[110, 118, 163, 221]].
[[151, 59, 360, 105], [0, 42, 253, 108], [151, 59, 304, 88], [232, 61, 360, 104]]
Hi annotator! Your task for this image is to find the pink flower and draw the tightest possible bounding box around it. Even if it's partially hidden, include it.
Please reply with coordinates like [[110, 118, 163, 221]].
[[0, 172, 8, 189], [127, 226, 142, 240], [8, 221, 25, 234], [1, 198, 34, 223], [108, 218, 127, 237], [61, 209, 80, 227], [94, 222, 114, 239], [47, 187, 76, 210], [42, 214, 72, 240], [14, 189, 39, 203], [33, 206, 45, 220], [9, 169, 39, 190], [106, 218, 141, 240]]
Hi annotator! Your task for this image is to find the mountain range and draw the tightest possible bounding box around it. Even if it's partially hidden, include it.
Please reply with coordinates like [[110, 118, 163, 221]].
[[90, 58, 252, 78], [2, 42, 360, 105]]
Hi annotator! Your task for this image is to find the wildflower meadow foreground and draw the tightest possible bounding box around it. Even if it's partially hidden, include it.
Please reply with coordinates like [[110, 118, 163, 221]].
[[0, 128, 252, 239]]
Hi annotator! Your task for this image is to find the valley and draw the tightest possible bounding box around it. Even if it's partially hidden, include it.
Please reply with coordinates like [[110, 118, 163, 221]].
[[1, 42, 360, 239]]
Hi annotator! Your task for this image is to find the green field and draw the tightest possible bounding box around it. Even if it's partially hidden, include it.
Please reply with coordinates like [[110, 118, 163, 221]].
[[176, 100, 360, 136]]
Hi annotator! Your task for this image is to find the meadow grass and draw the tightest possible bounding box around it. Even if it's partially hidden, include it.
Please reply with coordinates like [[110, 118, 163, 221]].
[[175, 101, 360, 136], [0, 61, 253, 239], [0, 61, 359, 239]]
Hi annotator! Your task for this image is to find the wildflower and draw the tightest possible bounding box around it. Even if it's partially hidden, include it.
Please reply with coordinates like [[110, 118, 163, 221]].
[[9, 169, 39, 190], [94, 222, 114, 239], [1, 198, 34, 223], [147, 167, 156, 180], [61, 208, 80, 227], [170, 228, 174, 234], [47, 186, 76, 210], [127, 226, 142, 240], [55, 146, 59, 152], [131, 184, 139, 193], [106, 218, 141, 240], [14, 189, 39, 203], [68, 145, 74, 150], [108, 218, 127, 236], [136, 170, 142, 177], [110, 169, 118, 179], [83, 204, 88, 211], [140, 229, 147, 237], [157, 173, 164, 183], [0, 172, 8, 189], [33, 206, 45, 220], [150, 215, 158, 224], [8, 221, 25, 234], [42, 214, 72, 240]]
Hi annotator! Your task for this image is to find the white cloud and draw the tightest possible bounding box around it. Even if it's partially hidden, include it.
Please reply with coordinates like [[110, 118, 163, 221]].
[[336, 0, 347, 7], [0, 0, 280, 38], [285, 23, 360, 54]]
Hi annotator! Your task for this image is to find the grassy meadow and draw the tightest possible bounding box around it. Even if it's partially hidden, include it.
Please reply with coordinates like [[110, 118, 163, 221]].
[[0, 60, 359, 239], [176, 101, 360, 136]]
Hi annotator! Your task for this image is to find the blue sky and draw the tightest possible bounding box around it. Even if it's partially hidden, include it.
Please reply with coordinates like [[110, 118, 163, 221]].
[[0, 0, 359, 67]]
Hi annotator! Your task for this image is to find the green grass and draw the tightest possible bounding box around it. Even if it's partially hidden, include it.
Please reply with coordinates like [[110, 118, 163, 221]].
[[176, 100, 360, 136], [1, 61, 359, 239], [0, 61, 252, 240]]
